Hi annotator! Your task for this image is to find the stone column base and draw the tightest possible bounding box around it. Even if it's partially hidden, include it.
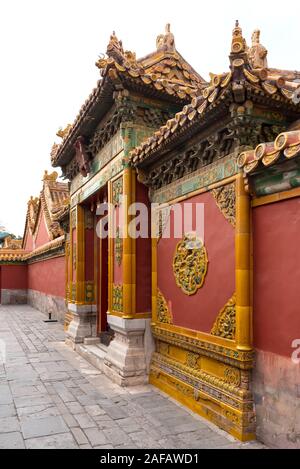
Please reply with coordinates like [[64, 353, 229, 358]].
[[65, 303, 97, 349], [103, 315, 154, 387]]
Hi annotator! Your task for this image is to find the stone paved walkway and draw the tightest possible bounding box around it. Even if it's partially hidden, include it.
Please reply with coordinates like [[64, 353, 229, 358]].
[[0, 305, 264, 449]]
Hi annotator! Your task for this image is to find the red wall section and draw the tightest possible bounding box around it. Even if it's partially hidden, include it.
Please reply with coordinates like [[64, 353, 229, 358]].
[[1, 265, 28, 289], [28, 256, 65, 298], [136, 181, 151, 313], [113, 205, 123, 284], [157, 191, 235, 333], [35, 212, 50, 248], [253, 198, 300, 357], [85, 229, 94, 281], [24, 229, 34, 252]]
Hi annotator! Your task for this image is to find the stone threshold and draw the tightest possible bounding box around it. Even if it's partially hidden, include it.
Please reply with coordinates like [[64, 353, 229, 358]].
[[75, 339, 108, 373]]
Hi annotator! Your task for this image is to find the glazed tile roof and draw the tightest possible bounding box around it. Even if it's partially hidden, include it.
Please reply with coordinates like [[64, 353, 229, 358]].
[[22, 171, 69, 248], [22, 236, 65, 261], [0, 249, 25, 262], [131, 24, 300, 166], [237, 129, 300, 174], [51, 25, 207, 168], [0, 236, 65, 263]]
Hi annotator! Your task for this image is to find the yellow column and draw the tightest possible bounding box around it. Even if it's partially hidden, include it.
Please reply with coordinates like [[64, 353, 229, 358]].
[[75, 205, 85, 304], [122, 167, 134, 318], [235, 173, 252, 350]]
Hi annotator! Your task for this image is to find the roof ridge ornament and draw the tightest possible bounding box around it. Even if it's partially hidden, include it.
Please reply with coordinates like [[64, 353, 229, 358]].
[[247, 29, 268, 69], [106, 31, 125, 62], [43, 170, 58, 183], [56, 124, 72, 140], [230, 20, 248, 56], [156, 23, 175, 52]]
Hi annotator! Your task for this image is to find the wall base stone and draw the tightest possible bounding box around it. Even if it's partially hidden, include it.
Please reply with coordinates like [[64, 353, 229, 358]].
[[0, 289, 27, 305], [27, 289, 66, 324], [103, 315, 154, 387], [65, 303, 97, 348], [253, 348, 300, 448]]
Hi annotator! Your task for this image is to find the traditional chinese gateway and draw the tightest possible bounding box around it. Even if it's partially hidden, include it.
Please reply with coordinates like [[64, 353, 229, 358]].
[[1, 23, 300, 448]]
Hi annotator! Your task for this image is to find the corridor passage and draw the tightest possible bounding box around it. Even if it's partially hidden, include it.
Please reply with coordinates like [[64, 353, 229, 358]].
[[0, 305, 264, 449]]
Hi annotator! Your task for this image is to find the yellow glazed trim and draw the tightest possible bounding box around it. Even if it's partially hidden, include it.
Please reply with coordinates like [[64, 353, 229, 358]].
[[252, 187, 300, 207]]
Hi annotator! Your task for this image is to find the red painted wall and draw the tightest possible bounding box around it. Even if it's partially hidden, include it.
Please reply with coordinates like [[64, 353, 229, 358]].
[[35, 212, 50, 248], [0, 265, 28, 289], [157, 191, 235, 333], [113, 205, 123, 284], [253, 197, 300, 357], [136, 181, 151, 313], [24, 229, 34, 252], [28, 256, 65, 298], [85, 228, 94, 281]]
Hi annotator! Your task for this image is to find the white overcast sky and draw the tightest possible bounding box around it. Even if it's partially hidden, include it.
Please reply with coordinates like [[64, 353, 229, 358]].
[[1, 0, 299, 236]]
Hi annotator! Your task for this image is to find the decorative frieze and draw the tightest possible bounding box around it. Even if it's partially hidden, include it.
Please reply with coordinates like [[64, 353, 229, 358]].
[[85, 210, 94, 229], [224, 366, 241, 386], [211, 182, 236, 227], [115, 227, 123, 266], [85, 282, 95, 303], [112, 284, 123, 313], [157, 289, 172, 324], [150, 336, 255, 440], [211, 294, 236, 340], [186, 352, 200, 369], [71, 282, 76, 302], [152, 324, 253, 369], [150, 153, 239, 204], [173, 233, 208, 295], [112, 176, 123, 206], [70, 210, 77, 229]]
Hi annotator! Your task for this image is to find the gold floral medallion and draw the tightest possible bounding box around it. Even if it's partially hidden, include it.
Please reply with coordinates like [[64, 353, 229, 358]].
[[173, 233, 208, 295]]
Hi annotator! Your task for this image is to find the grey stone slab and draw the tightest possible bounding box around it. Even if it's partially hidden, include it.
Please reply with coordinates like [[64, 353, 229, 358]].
[[18, 405, 61, 420], [21, 415, 69, 439], [62, 412, 78, 428], [6, 365, 39, 382], [76, 395, 98, 406], [14, 394, 53, 408], [84, 427, 108, 447], [52, 382, 75, 402], [0, 432, 25, 449], [9, 383, 46, 398], [0, 416, 20, 433], [25, 432, 78, 449], [96, 419, 119, 430], [71, 427, 89, 445], [84, 405, 107, 417], [66, 402, 84, 414], [0, 385, 13, 404], [39, 371, 70, 381], [0, 404, 16, 418], [74, 413, 96, 429], [104, 406, 128, 420], [103, 427, 133, 446], [118, 417, 142, 434]]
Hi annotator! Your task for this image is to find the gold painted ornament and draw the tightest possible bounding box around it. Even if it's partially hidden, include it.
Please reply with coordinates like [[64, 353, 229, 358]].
[[211, 294, 236, 340], [173, 233, 208, 295], [157, 289, 172, 324]]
